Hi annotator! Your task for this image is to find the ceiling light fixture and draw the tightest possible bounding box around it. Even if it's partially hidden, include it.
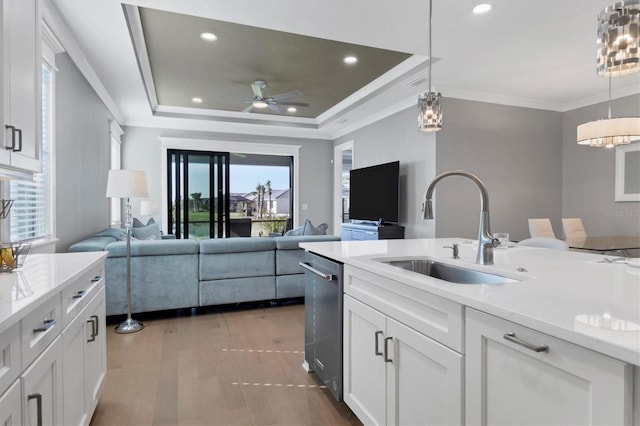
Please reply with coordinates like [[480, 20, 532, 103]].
[[418, 0, 442, 132], [252, 100, 268, 109], [577, 76, 640, 147], [200, 32, 218, 42], [343, 56, 358, 65], [596, 0, 640, 77], [191, 97, 203, 104], [472, 3, 492, 14], [287, 107, 297, 113]]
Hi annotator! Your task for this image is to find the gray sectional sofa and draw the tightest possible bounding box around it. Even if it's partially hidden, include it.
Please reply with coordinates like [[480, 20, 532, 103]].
[[68, 229, 340, 316]]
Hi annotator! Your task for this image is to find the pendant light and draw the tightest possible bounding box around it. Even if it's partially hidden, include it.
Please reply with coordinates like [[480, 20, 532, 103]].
[[577, 1, 640, 148], [418, 0, 442, 132], [577, 76, 640, 148]]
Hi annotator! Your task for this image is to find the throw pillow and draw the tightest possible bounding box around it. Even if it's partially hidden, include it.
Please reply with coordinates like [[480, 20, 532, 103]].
[[284, 226, 304, 237], [316, 223, 328, 234], [302, 219, 324, 235], [131, 222, 162, 240], [132, 217, 155, 228]]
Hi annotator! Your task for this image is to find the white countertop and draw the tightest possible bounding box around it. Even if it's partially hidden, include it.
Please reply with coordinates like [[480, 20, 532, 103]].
[[300, 238, 640, 366], [0, 251, 108, 334]]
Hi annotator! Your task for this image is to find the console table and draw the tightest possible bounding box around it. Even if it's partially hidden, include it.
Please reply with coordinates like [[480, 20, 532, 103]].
[[341, 222, 405, 241]]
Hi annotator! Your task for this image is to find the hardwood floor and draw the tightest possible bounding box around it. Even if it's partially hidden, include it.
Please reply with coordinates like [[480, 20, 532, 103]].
[[91, 301, 360, 426]]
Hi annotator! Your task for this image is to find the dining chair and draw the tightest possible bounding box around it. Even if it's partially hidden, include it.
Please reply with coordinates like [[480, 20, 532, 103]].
[[528, 218, 556, 239], [562, 218, 587, 240], [516, 238, 569, 251]]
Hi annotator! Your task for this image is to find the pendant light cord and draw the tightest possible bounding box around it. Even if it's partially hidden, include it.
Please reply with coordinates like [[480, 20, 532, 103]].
[[428, 0, 433, 92]]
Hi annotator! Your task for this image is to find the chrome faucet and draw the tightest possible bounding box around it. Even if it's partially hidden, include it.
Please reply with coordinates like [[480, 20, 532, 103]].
[[422, 170, 499, 265]]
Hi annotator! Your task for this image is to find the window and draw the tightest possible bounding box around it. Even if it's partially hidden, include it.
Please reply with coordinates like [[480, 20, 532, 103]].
[[9, 60, 54, 241], [109, 121, 123, 226]]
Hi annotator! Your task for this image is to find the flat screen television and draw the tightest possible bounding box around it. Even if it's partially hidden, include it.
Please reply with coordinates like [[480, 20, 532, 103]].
[[349, 161, 399, 224]]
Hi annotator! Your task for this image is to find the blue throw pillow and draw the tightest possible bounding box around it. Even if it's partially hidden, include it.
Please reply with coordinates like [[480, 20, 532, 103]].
[[133, 217, 155, 228], [302, 219, 326, 235], [131, 222, 162, 240], [284, 226, 304, 237]]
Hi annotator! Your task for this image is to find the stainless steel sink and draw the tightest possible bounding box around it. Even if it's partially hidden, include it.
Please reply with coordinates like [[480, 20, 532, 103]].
[[378, 259, 518, 284]]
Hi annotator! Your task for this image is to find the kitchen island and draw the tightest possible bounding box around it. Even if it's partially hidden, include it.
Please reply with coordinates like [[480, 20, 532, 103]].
[[300, 238, 640, 426], [0, 252, 107, 425]]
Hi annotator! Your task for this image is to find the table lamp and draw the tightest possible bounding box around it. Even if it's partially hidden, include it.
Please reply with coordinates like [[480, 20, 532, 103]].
[[106, 169, 149, 333]]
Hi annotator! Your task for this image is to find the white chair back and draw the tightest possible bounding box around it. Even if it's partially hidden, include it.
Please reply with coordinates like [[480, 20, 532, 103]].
[[528, 218, 556, 239], [516, 238, 569, 251], [562, 218, 587, 239]]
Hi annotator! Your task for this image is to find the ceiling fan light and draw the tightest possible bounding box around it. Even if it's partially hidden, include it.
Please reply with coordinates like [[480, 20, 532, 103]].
[[577, 117, 640, 147], [253, 100, 268, 109]]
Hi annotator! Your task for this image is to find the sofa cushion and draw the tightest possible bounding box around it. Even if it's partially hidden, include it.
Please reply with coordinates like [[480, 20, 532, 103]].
[[94, 227, 127, 239], [105, 239, 199, 257], [131, 222, 162, 240], [273, 234, 341, 250], [199, 237, 275, 254], [199, 276, 276, 306], [200, 249, 275, 280], [68, 236, 119, 252]]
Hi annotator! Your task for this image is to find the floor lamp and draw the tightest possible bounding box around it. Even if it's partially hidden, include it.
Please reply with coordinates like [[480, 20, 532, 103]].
[[106, 169, 149, 334]]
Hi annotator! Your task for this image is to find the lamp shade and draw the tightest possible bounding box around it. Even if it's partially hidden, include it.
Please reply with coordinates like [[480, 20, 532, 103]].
[[577, 117, 640, 147], [106, 169, 149, 199]]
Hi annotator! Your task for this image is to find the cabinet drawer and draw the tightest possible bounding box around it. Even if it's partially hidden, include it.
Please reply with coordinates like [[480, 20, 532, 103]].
[[0, 322, 21, 396], [21, 293, 62, 370], [0, 379, 22, 426], [61, 264, 104, 327], [344, 265, 464, 352]]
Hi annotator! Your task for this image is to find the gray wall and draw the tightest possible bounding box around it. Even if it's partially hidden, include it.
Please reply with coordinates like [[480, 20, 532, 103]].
[[562, 94, 640, 238], [55, 53, 112, 252], [335, 108, 436, 238], [434, 98, 563, 242], [121, 127, 334, 231], [336, 98, 564, 242]]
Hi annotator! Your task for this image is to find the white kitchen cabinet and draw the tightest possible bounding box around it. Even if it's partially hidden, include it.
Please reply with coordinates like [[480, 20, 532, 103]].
[[0, 380, 22, 425], [465, 308, 633, 426], [344, 294, 463, 426], [63, 286, 106, 426], [22, 335, 63, 426], [0, 0, 41, 172]]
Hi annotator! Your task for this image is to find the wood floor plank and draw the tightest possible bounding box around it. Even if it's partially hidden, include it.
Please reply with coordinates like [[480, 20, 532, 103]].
[[91, 302, 360, 426]]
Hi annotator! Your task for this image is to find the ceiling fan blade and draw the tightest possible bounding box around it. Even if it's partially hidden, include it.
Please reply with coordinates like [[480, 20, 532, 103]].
[[275, 101, 309, 107], [268, 104, 283, 113], [251, 81, 265, 98], [271, 90, 302, 101], [241, 104, 254, 113]]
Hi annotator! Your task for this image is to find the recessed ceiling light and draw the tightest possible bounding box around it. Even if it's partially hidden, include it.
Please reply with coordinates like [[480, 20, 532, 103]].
[[343, 56, 358, 65], [472, 3, 492, 14], [200, 32, 218, 41], [287, 107, 297, 113], [191, 97, 203, 104]]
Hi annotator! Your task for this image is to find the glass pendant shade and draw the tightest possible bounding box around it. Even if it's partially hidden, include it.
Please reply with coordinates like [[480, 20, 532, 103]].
[[577, 117, 640, 147], [596, 0, 640, 77], [418, 91, 443, 132]]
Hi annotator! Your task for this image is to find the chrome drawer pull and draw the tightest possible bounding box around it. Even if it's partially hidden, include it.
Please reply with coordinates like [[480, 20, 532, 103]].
[[503, 332, 549, 353], [298, 262, 336, 281], [72, 290, 86, 299], [384, 336, 393, 363], [374, 330, 383, 356], [33, 319, 56, 333], [28, 393, 43, 426], [91, 275, 102, 282]]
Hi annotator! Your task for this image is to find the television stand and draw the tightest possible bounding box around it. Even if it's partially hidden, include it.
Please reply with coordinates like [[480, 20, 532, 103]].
[[341, 222, 405, 241]]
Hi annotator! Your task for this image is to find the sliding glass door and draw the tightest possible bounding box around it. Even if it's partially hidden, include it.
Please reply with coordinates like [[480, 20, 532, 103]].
[[167, 150, 230, 239]]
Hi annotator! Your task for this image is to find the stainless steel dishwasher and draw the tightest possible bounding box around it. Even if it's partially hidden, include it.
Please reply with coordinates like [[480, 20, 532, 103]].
[[299, 251, 344, 401]]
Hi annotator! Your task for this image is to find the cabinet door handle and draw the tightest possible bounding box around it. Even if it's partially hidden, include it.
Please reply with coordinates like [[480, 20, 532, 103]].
[[87, 316, 98, 342], [298, 262, 336, 281], [28, 393, 43, 426], [14, 128, 22, 152], [91, 275, 102, 282], [33, 318, 56, 333], [374, 330, 383, 356], [503, 332, 549, 353], [384, 336, 393, 363], [72, 290, 86, 299], [4, 125, 16, 150]]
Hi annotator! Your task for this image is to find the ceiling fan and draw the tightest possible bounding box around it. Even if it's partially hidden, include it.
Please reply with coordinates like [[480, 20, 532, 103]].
[[241, 80, 309, 113]]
